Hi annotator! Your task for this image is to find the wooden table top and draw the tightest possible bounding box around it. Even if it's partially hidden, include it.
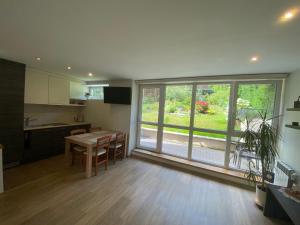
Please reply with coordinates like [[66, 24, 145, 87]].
[[65, 130, 117, 147]]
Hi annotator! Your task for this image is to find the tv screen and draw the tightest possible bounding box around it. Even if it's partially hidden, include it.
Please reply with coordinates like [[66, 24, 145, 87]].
[[103, 87, 131, 105]]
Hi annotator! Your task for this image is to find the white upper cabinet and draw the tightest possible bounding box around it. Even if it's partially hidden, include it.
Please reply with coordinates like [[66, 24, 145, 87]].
[[49, 76, 70, 105], [70, 81, 87, 100], [25, 68, 49, 104]]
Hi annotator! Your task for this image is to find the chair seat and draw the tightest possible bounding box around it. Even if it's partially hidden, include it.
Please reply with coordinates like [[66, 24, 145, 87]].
[[110, 143, 123, 149], [83, 149, 106, 156], [73, 146, 86, 153]]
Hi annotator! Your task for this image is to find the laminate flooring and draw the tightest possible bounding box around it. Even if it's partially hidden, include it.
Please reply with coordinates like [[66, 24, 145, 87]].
[[1, 155, 290, 225]]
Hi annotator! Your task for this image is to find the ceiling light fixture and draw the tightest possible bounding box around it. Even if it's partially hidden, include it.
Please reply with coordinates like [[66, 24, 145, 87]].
[[251, 56, 258, 62], [88, 73, 93, 77], [280, 8, 298, 22], [67, 66, 71, 70], [284, 11, 294, 19], [36, 57, 41, 61]]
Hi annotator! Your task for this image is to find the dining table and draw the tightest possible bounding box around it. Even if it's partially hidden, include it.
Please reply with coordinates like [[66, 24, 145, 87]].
[[65, 130, 118, 178]]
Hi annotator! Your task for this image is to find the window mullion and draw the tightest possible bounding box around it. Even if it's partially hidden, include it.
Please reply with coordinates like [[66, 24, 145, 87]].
[[224, 81, 238, 168], [188, 84, 197, 160], [156, 85, 166, 153]]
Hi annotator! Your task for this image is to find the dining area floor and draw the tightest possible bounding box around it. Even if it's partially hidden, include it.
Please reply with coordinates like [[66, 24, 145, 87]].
[[1, 155, 291, 225]]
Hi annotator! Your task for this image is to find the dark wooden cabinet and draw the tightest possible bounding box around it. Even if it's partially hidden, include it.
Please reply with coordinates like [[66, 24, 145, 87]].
[[0, 58, 25, 167], [22, 124, 91, 164]]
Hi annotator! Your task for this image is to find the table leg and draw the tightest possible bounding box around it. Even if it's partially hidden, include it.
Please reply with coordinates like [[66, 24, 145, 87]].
[[65, 140, 71, 166], [86, 145, 93, 178]]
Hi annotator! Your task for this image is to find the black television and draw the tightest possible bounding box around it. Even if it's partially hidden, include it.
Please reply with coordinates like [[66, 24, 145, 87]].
[[103, 87, 131, 105]]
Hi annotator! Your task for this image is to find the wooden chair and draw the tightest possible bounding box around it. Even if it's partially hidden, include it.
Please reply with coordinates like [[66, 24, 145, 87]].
[[70, 129, 87, 166], [109, 132, 126, 164], [83, 135, 111, 176], [89, 127, 102, 133]]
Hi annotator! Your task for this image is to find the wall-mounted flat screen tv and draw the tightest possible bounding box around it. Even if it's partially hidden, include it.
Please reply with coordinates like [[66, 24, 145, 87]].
[[103, 87, 131, 105]]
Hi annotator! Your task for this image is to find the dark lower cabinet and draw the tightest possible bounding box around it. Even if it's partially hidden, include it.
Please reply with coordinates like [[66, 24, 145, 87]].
[[0, 58, 25, 167], [22, 124, 91, 164]]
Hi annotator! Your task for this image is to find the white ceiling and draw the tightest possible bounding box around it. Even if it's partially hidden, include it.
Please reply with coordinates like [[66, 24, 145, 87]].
[[0, 0, 299, 81]]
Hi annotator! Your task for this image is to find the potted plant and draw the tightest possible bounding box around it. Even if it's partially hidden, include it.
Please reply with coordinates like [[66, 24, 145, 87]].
[[238, 112, 280, 208]]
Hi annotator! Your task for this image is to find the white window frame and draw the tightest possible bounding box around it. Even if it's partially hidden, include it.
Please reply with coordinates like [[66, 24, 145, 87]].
[[87, 84, 109, 100], [136, 79, 283, 170]]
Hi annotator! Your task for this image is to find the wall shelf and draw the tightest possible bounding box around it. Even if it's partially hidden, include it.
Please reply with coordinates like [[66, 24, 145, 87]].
[[285, 125, 300, 130], [286, 108, 300, 111]]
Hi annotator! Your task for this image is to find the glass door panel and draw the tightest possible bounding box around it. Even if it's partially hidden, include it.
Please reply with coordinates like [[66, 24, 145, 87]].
[[141, 87, 160, 123], [194, 84, 230, 131], [162, 128, 189, 158], [234, 83, 276, 131], [140, 124, 158, 150], [139, 87, 161, 151], [164, 85, 193, 127], [192, 131, 226, 166]]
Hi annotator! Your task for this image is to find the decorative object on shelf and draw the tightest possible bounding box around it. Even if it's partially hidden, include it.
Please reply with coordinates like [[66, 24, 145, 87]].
[[292, 122, 299, 126], [294, 96, 300, 108], [238, 111, 280, 208]]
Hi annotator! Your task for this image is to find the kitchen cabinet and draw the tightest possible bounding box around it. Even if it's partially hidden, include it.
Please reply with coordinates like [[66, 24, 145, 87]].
[[49, 76, 70, 105], [22, 124, 91, 164], [24, 68, 49, 104], [0, 58, 25, 167], [70, 81, 88, 100]]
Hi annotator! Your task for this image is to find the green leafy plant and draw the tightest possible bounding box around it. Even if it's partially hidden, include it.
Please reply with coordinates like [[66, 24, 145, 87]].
[[239, 112, 280, 190]]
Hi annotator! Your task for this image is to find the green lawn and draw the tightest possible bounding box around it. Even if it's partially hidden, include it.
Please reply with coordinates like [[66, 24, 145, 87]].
[[141, 109, 229, 139]]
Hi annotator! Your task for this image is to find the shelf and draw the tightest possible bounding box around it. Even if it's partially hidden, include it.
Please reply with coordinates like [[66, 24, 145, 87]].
[[285, 125, 300, 130], [286, 108, 300, 111]]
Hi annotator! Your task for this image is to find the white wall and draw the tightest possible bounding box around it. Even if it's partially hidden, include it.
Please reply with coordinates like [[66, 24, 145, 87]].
[[83, 79, 138, 154], [279, 70, 300, 177], [84, 100, 131, 132], [129, 81, 138, 152], [24, 104, 83, 125]]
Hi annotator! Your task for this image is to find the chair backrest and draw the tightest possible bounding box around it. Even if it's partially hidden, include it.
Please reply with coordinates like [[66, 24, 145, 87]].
[[115, 132, 126, 144], [89, 127, 102, 133], [96, 135, 111, 151], [70, 129, 86, 136]]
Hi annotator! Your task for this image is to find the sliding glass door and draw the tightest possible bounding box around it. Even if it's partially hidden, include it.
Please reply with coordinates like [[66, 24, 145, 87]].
[[161, 85, 193, 158], [191, 84, 231, 166], [138, 86, 161, 151], [137, 80, 282, 170], [229, 82, 278, 170]]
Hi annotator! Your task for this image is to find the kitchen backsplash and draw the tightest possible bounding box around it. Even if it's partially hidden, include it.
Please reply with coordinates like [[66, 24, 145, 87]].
[[24, 104, 84, 126]]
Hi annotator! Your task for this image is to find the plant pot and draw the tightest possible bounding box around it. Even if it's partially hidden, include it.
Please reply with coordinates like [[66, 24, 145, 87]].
[[255, 185, 267, 208]]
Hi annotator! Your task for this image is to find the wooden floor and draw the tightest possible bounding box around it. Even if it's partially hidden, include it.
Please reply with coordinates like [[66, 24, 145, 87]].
[[1, 155, 290, 225]]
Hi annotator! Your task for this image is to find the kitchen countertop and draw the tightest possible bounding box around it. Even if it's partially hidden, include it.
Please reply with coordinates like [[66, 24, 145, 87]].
[[24, 122, 91, 131]]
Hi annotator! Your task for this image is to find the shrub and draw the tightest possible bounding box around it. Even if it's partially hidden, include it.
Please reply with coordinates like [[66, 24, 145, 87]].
[[196, 100, 209, 113]]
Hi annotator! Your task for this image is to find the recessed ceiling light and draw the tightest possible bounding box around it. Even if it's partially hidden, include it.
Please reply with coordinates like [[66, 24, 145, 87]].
[[284, 11, 294, 19], [88, 73, 93, 77], [251, 56, 258, 62], [67, 66, 71, 70], [36, 57, 41, 61], [280, 9, 298, 22]]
